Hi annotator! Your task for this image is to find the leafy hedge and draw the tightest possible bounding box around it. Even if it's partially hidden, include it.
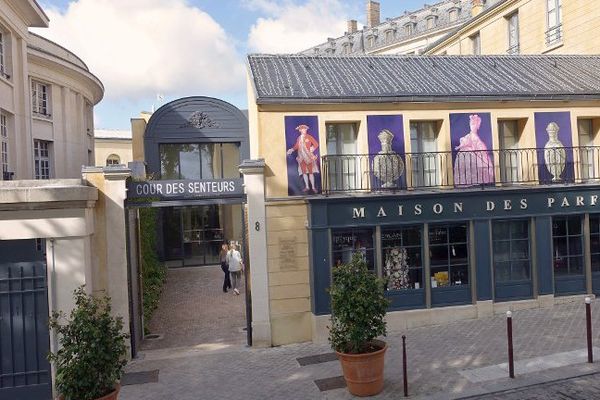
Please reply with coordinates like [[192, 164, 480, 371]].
[[139, 207, 166, 334]]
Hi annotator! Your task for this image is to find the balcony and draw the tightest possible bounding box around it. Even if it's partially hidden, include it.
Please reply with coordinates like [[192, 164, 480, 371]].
[[545, 24, 562, 46], [321, 146, 600, 194]]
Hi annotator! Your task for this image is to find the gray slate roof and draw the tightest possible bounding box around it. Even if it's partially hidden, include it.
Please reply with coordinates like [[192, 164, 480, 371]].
[[247, 54, 600, 104]]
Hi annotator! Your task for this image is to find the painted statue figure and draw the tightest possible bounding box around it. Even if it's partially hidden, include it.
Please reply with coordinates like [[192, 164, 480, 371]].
[[287, 124, 320, 193], [454, 114, 494, 186], [543, 122, 566, 182], [372, 129, 404, 188]]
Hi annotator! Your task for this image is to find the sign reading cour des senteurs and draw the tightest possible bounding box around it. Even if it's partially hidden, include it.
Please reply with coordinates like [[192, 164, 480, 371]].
[[127, 178, 244, 201], [310, 186, 600, 227]]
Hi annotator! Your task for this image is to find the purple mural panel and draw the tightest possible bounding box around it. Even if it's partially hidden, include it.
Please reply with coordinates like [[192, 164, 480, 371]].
[[284, 116, 321, 196], [534, 112, 574, 184], [367, 115, 406, 189], [450, 113, 495, 186]]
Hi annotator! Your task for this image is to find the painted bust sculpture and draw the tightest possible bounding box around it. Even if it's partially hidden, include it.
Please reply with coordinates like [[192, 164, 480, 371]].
[[454, 114, 494, 186], [372, 129, 404, 189], [543, 122, 566, 182]]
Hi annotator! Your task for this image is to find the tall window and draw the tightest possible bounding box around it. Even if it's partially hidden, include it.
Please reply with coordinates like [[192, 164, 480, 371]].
[[590, 215, 600, 273], [546, 0, 562, 45], [410, 121, 439, 187], [492, 220, 531, 283], [331, 228, 375, 271], [385, 30, 394, 43], [0, 32, 5, 77], [34, 140, 51, 179], [507, 12, 519, 54], [471, 32, 481, 55], [31, 80, 50, 116], [106, 154, 121, 166], [326, 123, 358, 191], [404, 23, 414, 36], [552, 216, 584, 276], [381, 226, 423, 290], [1, 112, 7, 177], [498, 120, 520, 183], [429, 223, 469, 287], [449, 9, 458, 23], [160, 142, 240, 180], [578, 119, 595, 181], [426, 17, 436, 30]]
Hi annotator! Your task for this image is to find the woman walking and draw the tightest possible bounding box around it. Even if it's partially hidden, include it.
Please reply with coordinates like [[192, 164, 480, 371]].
[[226, 243, 243, 295], [220, 243, 231, 293]]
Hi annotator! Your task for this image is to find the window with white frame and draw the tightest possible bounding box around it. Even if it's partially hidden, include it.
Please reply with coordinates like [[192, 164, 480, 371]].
[[0, 31, 5, 77], [426, 16, 437, 30], [1, 112, 8, 177], [507, 12, 519, 54], [578, 118, 595, 181], [471, 32, 481, 55], [546, 0, 562, 45], [34, 140, 51, 179], [31, 80, 51, 116], [499, 120, 521, 183], [106, 154, 121, 166], [385, 29, 394, 43], [404, 23, 415, 36], [449, 9, 458, 22]]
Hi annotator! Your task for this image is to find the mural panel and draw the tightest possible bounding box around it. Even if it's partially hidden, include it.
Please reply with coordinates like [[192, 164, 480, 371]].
[[534, 112, 574, 184], [367, 115, 406, 189], [285, 116, 321, 195], [450, 113, 495, 186]]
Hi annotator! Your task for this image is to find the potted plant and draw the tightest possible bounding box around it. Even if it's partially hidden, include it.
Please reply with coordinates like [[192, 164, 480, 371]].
[[49, 287, 129, 400], [328, 253, 390, 397]]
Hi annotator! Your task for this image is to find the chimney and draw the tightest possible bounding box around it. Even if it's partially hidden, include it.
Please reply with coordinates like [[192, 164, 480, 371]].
[[366, 1, 381, 28], [347, 19, 358, 34], [471, 0, 484, 17]]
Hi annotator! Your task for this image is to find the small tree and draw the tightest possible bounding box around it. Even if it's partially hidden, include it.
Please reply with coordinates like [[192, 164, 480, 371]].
[[328, 253, 390, 354], [49, 287, 129, 400]]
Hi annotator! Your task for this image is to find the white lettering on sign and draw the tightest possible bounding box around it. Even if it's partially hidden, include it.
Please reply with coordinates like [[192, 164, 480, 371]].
[[377, 207, 387, 218], [433, 203, 443, 214], [398, 205, 404, 216], [504, 200, 512, 210], [561, 197, 570, 207], [548, 197, 555, 208], [520, 199, 528, 209], [487, 201, 495, 211], [353, 207, 365, 219], [576, 196, 585, 206], [454, 202, 463, 213], [414, 204, 422, 215], [130, 179, 240, 200]]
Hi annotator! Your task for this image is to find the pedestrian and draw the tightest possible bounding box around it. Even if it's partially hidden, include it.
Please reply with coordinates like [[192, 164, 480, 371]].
[[226, 243, 243, 295], [220, 243, 231, 293]]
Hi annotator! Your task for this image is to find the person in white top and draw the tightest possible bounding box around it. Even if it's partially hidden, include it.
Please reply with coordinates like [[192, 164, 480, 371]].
[[226, 243, 243, 295]]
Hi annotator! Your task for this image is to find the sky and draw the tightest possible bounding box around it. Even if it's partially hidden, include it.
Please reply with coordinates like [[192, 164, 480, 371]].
[[35, 0, 429, 130]]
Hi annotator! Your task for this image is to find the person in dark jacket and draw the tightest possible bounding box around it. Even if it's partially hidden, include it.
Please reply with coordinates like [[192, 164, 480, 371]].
[[219, 243, 231, 292]]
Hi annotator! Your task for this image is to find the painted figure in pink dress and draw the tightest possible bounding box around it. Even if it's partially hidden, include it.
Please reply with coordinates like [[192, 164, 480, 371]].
[[287, 124, 320, 193], [454, 114, 494, 186]]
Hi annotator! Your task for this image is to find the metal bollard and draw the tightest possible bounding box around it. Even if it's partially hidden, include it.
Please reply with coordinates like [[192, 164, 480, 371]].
[[507, 311, 515, 378], [402, 335, 408, 397], [586, 297, 593, 363]]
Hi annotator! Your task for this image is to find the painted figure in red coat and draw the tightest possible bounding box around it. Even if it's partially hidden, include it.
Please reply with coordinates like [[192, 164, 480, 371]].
[[287, 124, 320, 193]]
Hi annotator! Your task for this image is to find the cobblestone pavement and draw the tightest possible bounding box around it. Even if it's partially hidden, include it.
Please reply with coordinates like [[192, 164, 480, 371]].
[[122, 298, 600, 400], [140, 266, 247, 351]]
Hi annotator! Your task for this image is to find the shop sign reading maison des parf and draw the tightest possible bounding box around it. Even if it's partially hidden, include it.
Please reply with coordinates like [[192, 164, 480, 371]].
[[127, 178, 244, 201], [331, 188, 600, 225]]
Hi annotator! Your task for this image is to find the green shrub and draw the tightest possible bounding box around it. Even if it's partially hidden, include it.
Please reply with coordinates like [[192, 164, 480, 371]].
[[328, 253, 389, 354], [48, 287, 129, 400], [139, 207, 166, 333]]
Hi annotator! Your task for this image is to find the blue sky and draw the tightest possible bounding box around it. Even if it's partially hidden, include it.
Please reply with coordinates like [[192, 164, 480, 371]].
[[37, 0, 428, 129]]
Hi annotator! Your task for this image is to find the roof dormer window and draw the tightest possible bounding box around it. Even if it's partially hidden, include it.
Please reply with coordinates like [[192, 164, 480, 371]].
[[426, 16, 437, 30], [448, 7, 460, 22], [404, 22, 416, 36], [385, 29, 395, 43]]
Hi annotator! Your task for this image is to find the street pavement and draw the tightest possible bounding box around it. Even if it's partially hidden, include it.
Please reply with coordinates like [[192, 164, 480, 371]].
[[122, 267, 600, 399]]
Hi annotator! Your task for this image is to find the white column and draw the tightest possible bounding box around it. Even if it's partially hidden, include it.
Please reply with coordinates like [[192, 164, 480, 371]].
[[240, 159, 271, 347]]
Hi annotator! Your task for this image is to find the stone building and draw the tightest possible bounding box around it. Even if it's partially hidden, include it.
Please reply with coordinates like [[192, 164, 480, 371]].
[[301, 0, 502, 56], [94, 129, 133, 167], [245, 53, 600, 346]]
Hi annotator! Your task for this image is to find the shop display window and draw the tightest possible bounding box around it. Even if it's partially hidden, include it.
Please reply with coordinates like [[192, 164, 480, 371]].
[[590, 215, 600, 272], [331, 229, 375, 271], [552, 216, 584, 276], [492, 220, 531, 282], [381, 226, 423, 290], [428, 223, 469, 287]]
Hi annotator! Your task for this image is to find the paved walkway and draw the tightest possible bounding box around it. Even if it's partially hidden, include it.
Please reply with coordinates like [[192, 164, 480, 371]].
[[122, 298, 600, 400], [140, 266, 247, 351]]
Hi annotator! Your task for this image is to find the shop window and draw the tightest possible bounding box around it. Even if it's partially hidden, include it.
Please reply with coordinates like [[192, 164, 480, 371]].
[[31, 80, 51, 117], [506, 12, 519, 54], [331, 228, 375, 271], [381, 226, 423, 290], [590, 215, 600, 273], [492, 220, 531, 282], [326, 123, 358, 191], [159, 142, 240, 180], [498, 120, 521, 183], [578, 119, 595, 181], [552, 216, 584, 276], [410, 121, 439, 187], [428, 223, 469, 287], [471, 32, 481, 55], [106, 154, 121, 166], [34, 140, 52, 179]]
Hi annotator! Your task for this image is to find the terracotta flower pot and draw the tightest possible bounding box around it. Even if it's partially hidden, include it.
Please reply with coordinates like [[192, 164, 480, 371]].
[[336, 340, 387, 397], [58, 384, 120, 400]]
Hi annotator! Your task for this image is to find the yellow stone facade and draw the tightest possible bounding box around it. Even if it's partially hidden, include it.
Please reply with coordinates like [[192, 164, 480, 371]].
[[427, 0, 600, 55]]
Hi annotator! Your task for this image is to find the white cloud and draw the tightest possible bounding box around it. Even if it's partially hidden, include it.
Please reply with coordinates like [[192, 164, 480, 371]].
[[33, 0, 245, 101], [246, 0, 355, 53]]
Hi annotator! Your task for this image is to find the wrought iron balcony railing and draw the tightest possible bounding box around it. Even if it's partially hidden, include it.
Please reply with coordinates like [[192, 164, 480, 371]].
[[321, 146, 600, 194], [545, 24, 562, 46]]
